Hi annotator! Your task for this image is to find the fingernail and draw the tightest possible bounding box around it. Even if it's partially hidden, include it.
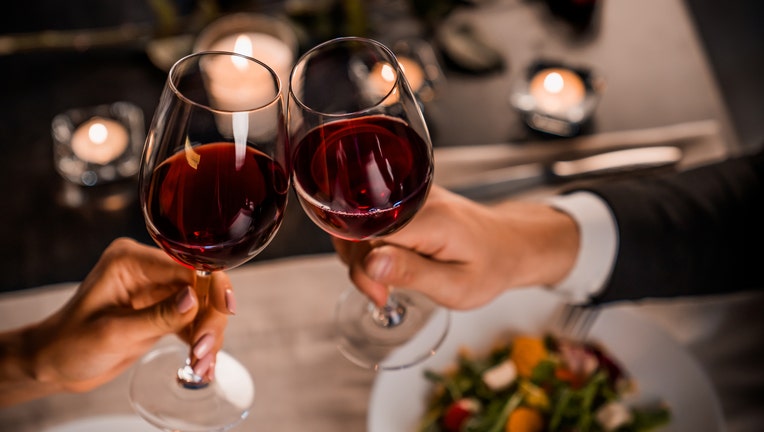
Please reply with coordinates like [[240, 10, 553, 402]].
[[193, 352, 214, 377], [224, 289, 237, 315], [193, 333, 215, 359], [175, 286, 195, 314], [367, 253, 392, 281]]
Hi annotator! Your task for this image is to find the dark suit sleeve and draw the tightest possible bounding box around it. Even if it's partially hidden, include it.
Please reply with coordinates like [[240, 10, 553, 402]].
[[575, 149, 764, 303]]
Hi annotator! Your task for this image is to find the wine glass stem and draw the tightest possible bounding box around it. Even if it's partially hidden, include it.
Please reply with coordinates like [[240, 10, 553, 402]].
[[177, 270, 212, 389], [371, 291, 407, 328]]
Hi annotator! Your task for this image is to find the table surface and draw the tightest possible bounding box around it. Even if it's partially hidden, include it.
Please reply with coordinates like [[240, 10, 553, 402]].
[[0, 253, 763, 431], [3, 2, 763, 428], [0, 0, 746, 292]]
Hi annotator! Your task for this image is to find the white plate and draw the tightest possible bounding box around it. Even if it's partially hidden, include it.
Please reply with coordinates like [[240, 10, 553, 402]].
[[42, 415, 157, 432], [368, 288, 726, 431]]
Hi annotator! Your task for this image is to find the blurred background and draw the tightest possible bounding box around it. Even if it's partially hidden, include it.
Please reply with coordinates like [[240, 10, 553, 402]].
[[0, 0, 762, 292]]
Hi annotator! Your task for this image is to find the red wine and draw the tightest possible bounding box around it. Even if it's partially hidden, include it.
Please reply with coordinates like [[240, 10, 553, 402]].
[[146, 142, 288, 271], [292, 115, 432, 240]]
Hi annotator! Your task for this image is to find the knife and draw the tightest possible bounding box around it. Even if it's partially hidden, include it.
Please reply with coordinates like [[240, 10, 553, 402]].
[[446, 145, 684, 201]]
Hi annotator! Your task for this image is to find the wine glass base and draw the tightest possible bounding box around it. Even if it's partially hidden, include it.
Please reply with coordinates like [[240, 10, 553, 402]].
[[129, 344, 254, 431], [335, 287, 450, 371]]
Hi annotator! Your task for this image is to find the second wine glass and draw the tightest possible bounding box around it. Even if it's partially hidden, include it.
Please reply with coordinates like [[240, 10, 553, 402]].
[[287, 37, 450, 371], [130, 51, 289, 431]]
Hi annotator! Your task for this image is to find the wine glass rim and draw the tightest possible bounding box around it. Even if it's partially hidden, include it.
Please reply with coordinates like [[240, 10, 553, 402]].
[[168, 50, 283, 114], [288, 36, 403, 117]]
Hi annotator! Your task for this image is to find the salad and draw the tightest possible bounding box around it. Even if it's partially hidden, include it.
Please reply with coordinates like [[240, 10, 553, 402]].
[[418, 334, 670, 432]]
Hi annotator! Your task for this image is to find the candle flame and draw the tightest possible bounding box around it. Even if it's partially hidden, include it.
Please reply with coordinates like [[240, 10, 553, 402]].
[[88, 122, 108, 145], [543, 72, 565, 94], [380, 63, 396, 83], [231, 35, 253, 71]]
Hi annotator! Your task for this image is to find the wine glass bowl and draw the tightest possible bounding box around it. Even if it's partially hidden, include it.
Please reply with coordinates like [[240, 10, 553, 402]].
[[291, 114, 432, 241], [288, 37, 434, 241], [143, 139, 288, 271], [287, 37, 449, 370], [141, 52, 289, 272], [131, 51, 288, 431]]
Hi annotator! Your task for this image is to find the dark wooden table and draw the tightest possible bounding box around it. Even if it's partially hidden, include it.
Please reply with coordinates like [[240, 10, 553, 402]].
[[0, 0, 750, 292]]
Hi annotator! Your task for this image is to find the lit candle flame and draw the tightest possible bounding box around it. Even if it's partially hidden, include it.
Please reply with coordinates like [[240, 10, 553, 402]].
[[543, 72, 565, 94], [231, 35, 253, 71], [380, 63, 396, 83], [88, 122, 108, 145]]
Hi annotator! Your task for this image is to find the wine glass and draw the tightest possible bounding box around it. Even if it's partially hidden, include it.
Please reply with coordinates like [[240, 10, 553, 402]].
[[287, 37, 450, 371], [130, 51, 289, 430]]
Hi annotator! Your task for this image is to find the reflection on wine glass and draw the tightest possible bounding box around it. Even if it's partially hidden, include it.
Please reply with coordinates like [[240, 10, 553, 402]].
[[287, 37, 450, 371], [130, 51, 289, 430]]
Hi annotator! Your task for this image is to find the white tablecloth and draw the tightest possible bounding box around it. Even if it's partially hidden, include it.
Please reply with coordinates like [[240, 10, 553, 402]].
[[0, 254, 762, 431]]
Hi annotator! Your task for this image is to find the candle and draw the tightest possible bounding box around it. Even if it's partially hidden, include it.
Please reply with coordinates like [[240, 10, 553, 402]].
[[70, 117, 129, 165], [209, 32, 294, 90], [204, 35, 281, 109], [202, 40, 283, 143], [368, 56, 425, 101], [368, 61, 396, 98], [398, 56, 425, 93], [528, 68, 586, 115]]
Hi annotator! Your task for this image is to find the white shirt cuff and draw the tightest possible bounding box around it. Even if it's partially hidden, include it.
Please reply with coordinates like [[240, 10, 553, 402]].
[[545, 191, 618, 304]]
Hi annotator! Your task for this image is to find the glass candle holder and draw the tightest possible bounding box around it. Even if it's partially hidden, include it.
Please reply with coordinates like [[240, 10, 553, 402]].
[[52, 101, 145, 186], [510, 60, 604, 137], [390, 38, 445, 103]]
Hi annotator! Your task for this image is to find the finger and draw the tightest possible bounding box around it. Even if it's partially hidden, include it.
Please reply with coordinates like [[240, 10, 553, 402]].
[[189, 314, 226, 361], [125, 283, 180, 311], [363, 245, 474, 309], [86, 238, 195, 308], [108, 238, 194, 286], [333, 238, 375, 266], [187, 302, 228, 378], [115, 285, 199, 340], [332, 237, 353, 265], [338, 241, 387, 305], [373, 189, 464, 260], [348, 258, 390, 307], [209, 271, 236, 315]]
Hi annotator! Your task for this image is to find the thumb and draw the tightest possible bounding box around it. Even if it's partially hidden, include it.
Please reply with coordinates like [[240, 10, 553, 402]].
[[361, 246, 468, 309], [123, 286, 199, 339]]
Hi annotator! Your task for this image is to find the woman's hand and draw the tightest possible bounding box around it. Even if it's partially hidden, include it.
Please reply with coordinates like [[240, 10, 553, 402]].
[[333, 185, 580, 310], [0, 238, 235, 406]]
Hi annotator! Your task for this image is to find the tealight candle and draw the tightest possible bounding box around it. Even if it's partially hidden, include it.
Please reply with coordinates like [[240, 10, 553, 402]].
[[528, 67, 586, 115], [368, 61, 397, 98], [70, 117, 129, 165], [368, 56, 425, 101], [204, 34, 280, 111], [208, 31, 294, 91], [52, 101, 144, 186], [397, 56, 425, 93], [194, 13, 298, 89]]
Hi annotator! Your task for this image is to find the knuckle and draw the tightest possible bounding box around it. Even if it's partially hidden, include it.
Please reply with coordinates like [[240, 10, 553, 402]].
[[151, 301, 178, 331], [105, 238, 136, 257]]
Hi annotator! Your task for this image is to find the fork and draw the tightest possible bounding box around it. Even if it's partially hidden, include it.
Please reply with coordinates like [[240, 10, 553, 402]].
[[554, 302, 601, 342]]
